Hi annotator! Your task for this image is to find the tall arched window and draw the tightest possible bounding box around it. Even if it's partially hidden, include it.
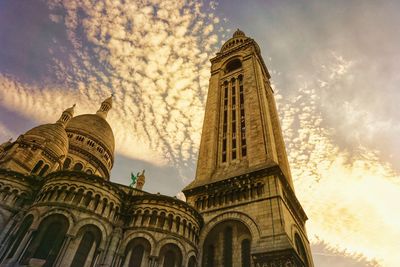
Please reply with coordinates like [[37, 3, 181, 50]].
[[159, 243, 182, 267], [123, 238, 151, 267], [22, 214, 69, 266], [71, 232, 95, 267], [38, 164, 49, 176], [70, 225, 101, 267], [31, 160, 43, 174], [223, 227, 233, 267], [241, 239, 251, 267], [295, 233, 309, 267], [203, 221, 251, 267], [73, 163, 83, 171]]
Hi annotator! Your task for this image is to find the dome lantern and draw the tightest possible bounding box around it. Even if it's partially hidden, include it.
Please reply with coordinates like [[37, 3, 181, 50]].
[[57, 104, 75, 127], [233, 28, 246, 38], [96, 94, 113, 119]]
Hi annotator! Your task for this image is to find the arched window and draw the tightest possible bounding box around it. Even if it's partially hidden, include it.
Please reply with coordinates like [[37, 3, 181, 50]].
[[70, 225, 101, 267], [38, 164, 49, 176], [226, 58, 242, 73], [22, 214, 69, 266], [123, 238, 151, 267], [73, 163, 83, 171], [203, 221, 251, 267], [86, 169, 93, 175], [63, 158, 71, 170], [31, 160, 43, 174], [223, 227, 233, 267], [71, 232, 95, 266], [241, 239, 251, 267], [159, 243, 182, 267], [295, 234, 309, 266]]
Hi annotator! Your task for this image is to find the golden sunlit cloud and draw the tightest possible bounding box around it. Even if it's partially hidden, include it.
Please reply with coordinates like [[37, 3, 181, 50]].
[[277, 54, 400, 267]]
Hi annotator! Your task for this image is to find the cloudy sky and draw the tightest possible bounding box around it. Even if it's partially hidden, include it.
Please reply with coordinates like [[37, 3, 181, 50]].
[[0, 0, 399, 266]]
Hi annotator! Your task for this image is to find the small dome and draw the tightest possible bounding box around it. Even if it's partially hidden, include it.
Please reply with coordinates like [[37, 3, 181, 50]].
[[220, 29, 249, 53], [233, 29, 246, 37], [24, 123, 69, 158], [66, 114, 115, 155]]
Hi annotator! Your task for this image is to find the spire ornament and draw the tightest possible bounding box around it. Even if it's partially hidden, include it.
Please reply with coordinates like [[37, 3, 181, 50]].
[[96, 94, 113, 119], [57, 104, 75, 127]]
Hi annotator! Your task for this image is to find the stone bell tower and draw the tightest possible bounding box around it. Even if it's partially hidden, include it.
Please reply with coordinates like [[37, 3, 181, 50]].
[[184, 30, 314, 267]]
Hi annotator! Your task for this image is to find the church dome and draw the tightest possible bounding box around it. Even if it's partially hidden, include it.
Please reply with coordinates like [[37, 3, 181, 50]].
[[24, 123, 69, 158], [64, 96, 115, 179], [66, 114, 115, 155]]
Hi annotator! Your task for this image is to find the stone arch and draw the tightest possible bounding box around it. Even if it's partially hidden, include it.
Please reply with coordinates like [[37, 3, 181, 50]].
[[290, 224, 309, 244], [291, 225, 311, 267], [121, 237, 152, 267], [23, 208, 41, 226], [205, 223, 244, 267], [70, 218, 109, 248], [30, 207, 76, 234], [119, 231, 156, 255], [69, 224, 103, 267], [199, 211, 260, 249], [221, 55, 245, 72], [158, 242, 183, 267], [154, 237, 187, 258], [21, 213, 69, 266]]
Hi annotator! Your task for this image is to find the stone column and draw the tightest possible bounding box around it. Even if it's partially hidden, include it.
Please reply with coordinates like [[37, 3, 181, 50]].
[[58, 190, 67, 201], [87, 197, 96, 210], [0, 216, 17, 249], [103, 228, 122, 266], [135, 214, 142, 227], [59, 234, 81, 266], [122, 250, 132, 267], [95, 201, 104, 214], [103, 204, 111, 217], [9, 229, 34, 264], [83, 241, 97, 267], [53, 234, 73, 266], [232, 226, 240, 267]]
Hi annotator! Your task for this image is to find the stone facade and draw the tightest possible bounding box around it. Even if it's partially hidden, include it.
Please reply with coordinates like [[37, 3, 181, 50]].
[[0, 30, 314, 267]]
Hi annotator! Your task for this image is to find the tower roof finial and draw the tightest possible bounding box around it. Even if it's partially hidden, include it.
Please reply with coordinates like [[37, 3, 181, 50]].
[[233, 29, 245, 38], [57, 104, 75, 127], [96, 94, 113, 119]]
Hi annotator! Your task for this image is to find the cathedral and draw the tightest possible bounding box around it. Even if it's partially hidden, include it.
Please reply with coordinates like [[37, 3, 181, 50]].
[[0, 30, 314, 267]]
